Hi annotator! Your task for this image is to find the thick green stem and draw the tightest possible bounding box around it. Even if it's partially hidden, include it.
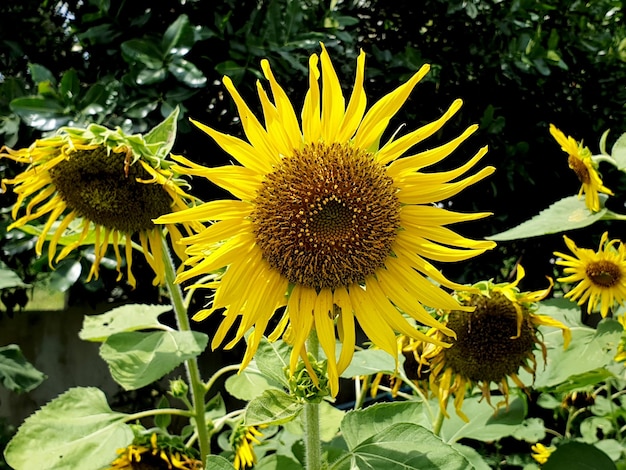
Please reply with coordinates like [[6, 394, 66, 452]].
[[303, 331, 322, 470], [432, 407, 445, 437], [161, 234, 210, 465]]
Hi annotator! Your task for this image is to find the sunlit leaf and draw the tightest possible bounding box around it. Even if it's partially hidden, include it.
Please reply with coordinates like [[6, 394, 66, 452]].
[[488, 195, 608, 240], [79, 304, 173, 342], [4, 387, 133, 470]]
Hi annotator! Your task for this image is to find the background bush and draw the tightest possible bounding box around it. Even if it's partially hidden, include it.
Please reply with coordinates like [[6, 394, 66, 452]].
[[2, 0, 626, 305]]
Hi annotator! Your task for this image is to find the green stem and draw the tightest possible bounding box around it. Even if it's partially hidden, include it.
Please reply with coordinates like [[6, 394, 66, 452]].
[[303, 331, 322, 470], [161, 234, 210, 466], [205, 364, 241, 394], [432, 407, 445, 437], [126, 408, 194, 422]]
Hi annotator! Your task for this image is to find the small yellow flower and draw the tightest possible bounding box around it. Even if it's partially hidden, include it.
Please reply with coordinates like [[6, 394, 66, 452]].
[[416, 266, 570, 421], [549, 124, 613, 212], [232, 425, 264, 470], [531, 443, 555, 465], [1, 121, 201, 288], [155, 43, 496, 396], [555, 232, 626, 318], [108, 432, 202, 470]]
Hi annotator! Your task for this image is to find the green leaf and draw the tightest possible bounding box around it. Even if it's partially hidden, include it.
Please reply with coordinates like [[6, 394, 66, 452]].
[[340, 348, 397, 378], [256, 454, 302, 470], [121, 38, 164, 68], [4, 387, 133, 470], [155, 396, 171, 429], [28, 63, 56, 85], [60, 69, 79, 102], [0, 262, 30, 289], [282, 400, 345, 442], [254, 337, 291, 388], [9, 96, 70, 131], [136, 67, 168, 85], [437, 396, 544, 444], [215, 60, 247, 84], [244, 389, 303, 426], [46, 258, 82, 292], [451, 443, 492, 470], [0, 344, 46, 393], [330, 423, 470, 470], [79, 304, 172, 342], [340, 401, 427, 449], [531, 319, 622, 390], [610, 131, 626, 170], [168, 58, 207, 87], [162, 14, 194, 57], [100, 330, 208, 390], [543, 442, 616, 470], [488, 195, 608, 240], [144, 106, 180, 159], [205, 455, 236, 469], [225, 363, 283, 401]]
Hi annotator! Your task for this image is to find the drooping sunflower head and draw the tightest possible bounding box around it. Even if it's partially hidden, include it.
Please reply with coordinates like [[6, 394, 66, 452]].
[[554, 232, 626, 318], [549, 124, 613, 212], [108, 432, 202, 470], [417, 266, 570, 421], [1, 110, 201, 287], [155, 44, 497, 396]]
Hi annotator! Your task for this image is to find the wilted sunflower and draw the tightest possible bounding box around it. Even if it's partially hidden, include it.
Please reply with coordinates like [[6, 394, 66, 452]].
[[1, 114, 200, 287], [549, 124, 613, 212], [155, 44, 496, 395], [108, 432, 202, 470], [231, 424, 264, 470], [416, 266, 571, 421], [554, 232, 626, 318]]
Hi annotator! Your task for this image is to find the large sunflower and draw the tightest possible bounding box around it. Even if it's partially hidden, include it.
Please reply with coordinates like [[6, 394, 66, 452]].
[[554, 232, 626, 318], [155, 44, 496, 395], [549, 124, 613, 212], [416, 266, 570, 421], [1, 119, 200, 287]]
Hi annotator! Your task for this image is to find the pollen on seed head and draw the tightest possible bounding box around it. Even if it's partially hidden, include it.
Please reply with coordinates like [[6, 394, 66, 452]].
[[586, 260, 622, 288], [568, 154, 591, 184], [49, 147, 173, 233], [251, 142, 400, 289]]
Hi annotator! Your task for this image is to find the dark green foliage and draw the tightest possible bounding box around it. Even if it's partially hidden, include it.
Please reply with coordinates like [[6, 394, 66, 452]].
[[1, 0, 626, 295]]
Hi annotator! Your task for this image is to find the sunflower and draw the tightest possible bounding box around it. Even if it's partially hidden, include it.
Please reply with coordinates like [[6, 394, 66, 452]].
[[549, 124, 613, 212], [615, 314, 626, 363], [231, 424, 264, 470], [416, 266, 571, 421], [554, 232, 626, 318], [155, 44, 496, 396], [1, 119, 201, 288], [108, 432, 203, 470]]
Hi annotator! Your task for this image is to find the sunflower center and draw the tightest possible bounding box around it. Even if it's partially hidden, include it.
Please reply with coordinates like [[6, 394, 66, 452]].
[[586, 260, 622, 287], [443, 292, 536, 383], [568, 154, 591, 184], [49, 147, 172, 233], [251, 142, 400, 290]]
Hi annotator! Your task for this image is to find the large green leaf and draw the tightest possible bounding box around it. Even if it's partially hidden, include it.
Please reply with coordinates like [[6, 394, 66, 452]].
[[610, 131, 626, 171], [340, 348, 398, 378], [340, 401, 426, 449], [4, 387, 133, 470], [543, 441, 616, 470], [244, 389, 303, 426], [331, 423, 470, 470], [438, 396, 544, 444], [79, 304, 173, 342], [282, 401, 345, 442], [0, 344, 46, 393], [205, 455, 235, 469], [530, 319, 622, 390], [488, 195, 608, 241], [99, 330, 208, 390], [168, 58, 207, 87]]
